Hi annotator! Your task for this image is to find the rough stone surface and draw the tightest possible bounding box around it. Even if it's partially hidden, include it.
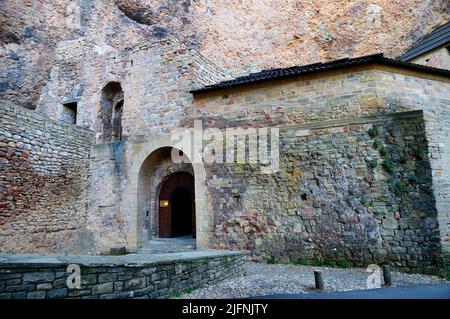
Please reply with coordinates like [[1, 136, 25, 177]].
[[203, 113, 443, 274], [410, 46, 450, 69], [0, 102, 94, 253], [110, 246, 127, 256], [1, 57, 449, 275], [0, 7, 449, 277], [0, 0, 448, 109], [189, 68, 450, 274]]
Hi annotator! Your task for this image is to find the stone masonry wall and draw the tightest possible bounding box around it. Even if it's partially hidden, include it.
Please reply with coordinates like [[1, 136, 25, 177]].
[[0, 252, 245, 299], [410, 46, 450, 70], [204, 112, 442, 274], [193, 67, 449, 128], [87, 143, 195, 253], [374, 70, 450, 263], [36, 37, 232, 142], [0, 102, 94, 253], [193, 67, 450, 269]]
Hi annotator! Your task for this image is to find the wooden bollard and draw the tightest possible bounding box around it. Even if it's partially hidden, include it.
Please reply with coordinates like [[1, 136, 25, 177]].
[[314, 270, 325, 290], [383, 265, 392, 286]]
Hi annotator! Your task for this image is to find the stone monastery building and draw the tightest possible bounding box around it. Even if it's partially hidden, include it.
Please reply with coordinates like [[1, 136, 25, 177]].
[[1, 22, 449, 275]]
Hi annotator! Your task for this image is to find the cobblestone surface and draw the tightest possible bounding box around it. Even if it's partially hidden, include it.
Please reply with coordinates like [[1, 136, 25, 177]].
[[179, 262, 448, 299]]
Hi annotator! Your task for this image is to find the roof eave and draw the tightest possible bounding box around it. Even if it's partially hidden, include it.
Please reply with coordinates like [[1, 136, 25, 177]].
[[190, 56, 450, 95]]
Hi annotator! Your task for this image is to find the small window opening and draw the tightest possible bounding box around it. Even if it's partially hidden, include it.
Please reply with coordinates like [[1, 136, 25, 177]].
[[112, 99, 123, 141], [99, 82, 124, 143], [62, 102, 77, 124]]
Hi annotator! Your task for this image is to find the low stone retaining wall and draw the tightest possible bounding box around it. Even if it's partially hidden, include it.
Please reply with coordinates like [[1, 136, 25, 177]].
[[0, 251, 246, 299]]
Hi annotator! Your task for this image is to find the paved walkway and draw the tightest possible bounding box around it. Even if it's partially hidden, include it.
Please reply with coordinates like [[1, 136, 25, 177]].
[[253, 283, 450, 299], [180, 262, 448, 299]]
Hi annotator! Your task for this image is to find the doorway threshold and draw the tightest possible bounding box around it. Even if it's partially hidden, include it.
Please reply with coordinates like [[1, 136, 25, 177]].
[[139, 235, 196, 254]]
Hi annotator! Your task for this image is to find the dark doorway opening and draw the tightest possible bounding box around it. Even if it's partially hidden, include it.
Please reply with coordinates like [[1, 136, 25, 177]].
[[112, 99, 123, 141], [158, 172, 195, 238], [171, 187, 192, 237], [62, 102, 77, 124], [99, 82, 124, 143]]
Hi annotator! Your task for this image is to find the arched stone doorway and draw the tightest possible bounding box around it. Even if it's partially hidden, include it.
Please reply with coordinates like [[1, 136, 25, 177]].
[[158, 172, 195, 238], [136, 146, 196, 245], [124, 135, 210, 252]]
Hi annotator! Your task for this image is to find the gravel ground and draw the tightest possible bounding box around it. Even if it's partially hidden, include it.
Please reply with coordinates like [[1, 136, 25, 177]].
[[178, 262, 447, 299]]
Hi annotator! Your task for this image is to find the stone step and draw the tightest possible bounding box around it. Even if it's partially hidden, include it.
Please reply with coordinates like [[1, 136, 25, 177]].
[[138, 238, 196, 254]]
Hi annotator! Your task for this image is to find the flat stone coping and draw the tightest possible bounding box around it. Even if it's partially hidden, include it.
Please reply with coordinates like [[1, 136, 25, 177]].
[[0, 250, 246, 268]]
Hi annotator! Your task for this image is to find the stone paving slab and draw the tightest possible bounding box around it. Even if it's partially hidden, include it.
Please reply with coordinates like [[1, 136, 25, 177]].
[[139, 236, 196, 254], [0, 250, 246, 268]]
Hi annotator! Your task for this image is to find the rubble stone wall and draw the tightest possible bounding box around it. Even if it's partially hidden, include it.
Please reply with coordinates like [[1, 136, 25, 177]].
[[0, 102, 94, 253], [35, 38, 232, 143], [0, 252, 245, 299], [204, 112, 442, 274]]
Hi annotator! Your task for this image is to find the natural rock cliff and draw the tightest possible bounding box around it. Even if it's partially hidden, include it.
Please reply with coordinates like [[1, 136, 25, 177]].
[[1, 0, 448, 109]]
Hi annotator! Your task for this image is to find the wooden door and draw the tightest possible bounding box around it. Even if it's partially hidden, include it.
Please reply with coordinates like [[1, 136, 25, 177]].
[[158, 172, 195, 238]]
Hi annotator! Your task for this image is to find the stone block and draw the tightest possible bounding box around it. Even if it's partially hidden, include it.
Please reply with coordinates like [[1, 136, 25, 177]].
[[155, 279, 168, 290], [23, 272, 55, 284], [151, 272, 161, 281], [5, 279, 21, 285], [37, 283, 53, 290], [98, 273, 117, 283], [47, 288, 69, 299], [0, 274, 22, 280], [53, 278, 68, 289], [110, 246, 127, 255], [114, 281, 123, 292], [27, 291, 47, 299], [55, 272, 67, 279], [382, 218, 398, 230], [133, 285, 155, 297], [100, 291, 133, 299], [123, 277, 146, 291], [92, 282, 114, 295], [0, 293, 12, 299], [68, 289, 92, 297], [12, 292, 27, 299], [80, 274, 97, 286], [135, 267, 157, 277], [6, 284, 35, 292]]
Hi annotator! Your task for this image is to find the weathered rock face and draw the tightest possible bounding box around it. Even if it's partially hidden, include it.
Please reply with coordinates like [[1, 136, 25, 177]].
[[0, 0, 448, 109], [0, 0, 91, 109]]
